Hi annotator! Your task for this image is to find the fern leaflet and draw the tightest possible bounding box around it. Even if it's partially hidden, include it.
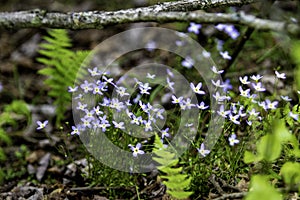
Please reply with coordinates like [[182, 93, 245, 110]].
[[37, 29, 90, 125], [153, 134, 193, 199]]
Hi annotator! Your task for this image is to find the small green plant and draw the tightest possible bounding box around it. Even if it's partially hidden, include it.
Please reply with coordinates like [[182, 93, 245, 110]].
[[0, 100, 30, 183], [153, 134, 193, 199], [37, 29, 90, 126], [244, 119, 300, 199]]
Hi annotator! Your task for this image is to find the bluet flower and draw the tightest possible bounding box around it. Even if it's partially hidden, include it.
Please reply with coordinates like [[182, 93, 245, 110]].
[[252, 82, 266, 92], [116, 87, 129, 97], [281, 96, 291, 102], [250, 74, 263, 82], [161, 128, 170, 138], [146, 73, 156, 79], [239, 86, 250, 97], [71, 125, 81, 135], [217, 105, 231, 118], [289, 112, 299, 121], [190, 82, 205, 95], [88, 67, 101, 76], [145, 40, 156, 51], [212, 80, 225, 88], [229, 114, 240, 125], [197, 143, 210, 157], [68, 86, 78, 92], [171, 95, 183, 104], [239, 76, 250, 85], [220, 51, 232, 60], [182, 56, 194, 69], [265, 99, 278, 110], [211, 66, 224, 74], [197, 102, 209, 110], [37, 120, 48, 130], [228, 134, 239, 146], [188, 22, 202, 34], [112, 121, 125, 130], [275, 71, 286, 79], [248, 108, 259, 116], [129, 143, 145, 157]]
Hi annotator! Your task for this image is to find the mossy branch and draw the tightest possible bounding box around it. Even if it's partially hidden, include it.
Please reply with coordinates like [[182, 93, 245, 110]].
[[2, 0, 299, 36]]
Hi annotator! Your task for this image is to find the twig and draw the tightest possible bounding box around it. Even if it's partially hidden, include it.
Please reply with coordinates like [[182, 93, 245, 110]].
[[69, 186, 135, 191], [209, 174, 224, 195], [219, 178, 243, 192], [222, 27, 254, 77], [212, 192, 247, 200], [130, 182, 163, 200]]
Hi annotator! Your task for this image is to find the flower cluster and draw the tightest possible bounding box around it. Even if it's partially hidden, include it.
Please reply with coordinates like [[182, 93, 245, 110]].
[[68, 61, 215, 158], [36, 23, 299, 161]]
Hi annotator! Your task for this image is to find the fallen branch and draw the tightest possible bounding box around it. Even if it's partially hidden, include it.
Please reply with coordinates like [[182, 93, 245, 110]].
[[0, 0, 258, 30], [1, 7, 299, 36]]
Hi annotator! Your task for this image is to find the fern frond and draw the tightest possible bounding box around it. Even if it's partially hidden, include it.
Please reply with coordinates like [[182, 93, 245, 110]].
[[37, 29, 90, 125], [153, 134, 193, 200]]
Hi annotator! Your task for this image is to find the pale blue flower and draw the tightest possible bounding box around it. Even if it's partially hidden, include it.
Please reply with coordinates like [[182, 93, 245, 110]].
[[146, 73, 156, 79], [71, 125, 81, 135], [250, 74, 263, 82], [229, 114, 240, 125], [248, 108, 260, 116], [222, 79, 233, 92], [112, 121, 125, 130], [197, 101, 209, 110], [239, 86, 251, 97], [217, 105, 231, 118], [211, 66, 224, 74], [229, 134, 239, 146], [212, 80, 225, 88], [281, 96, 292, 102], [275, 71, 286, 79], [68, 86, 78, 92], [145, 40, 156, 51], [88, 67, 101, 76], [265, 99, 278, 110], [37, 120, 48, 130], [144, 120, 153, 132], [171, 95, 183, 104], [239, 76, 250, 85], [116, 86, 129, 97], [80, 80, 93, 93], [129, 143, 145, 157], [220, 51, 232, 60], [197, 143, 210, 157], [289, 112, 299, 121], [252, 82, 266, 92], [76, 102, 87, 111], [188, 22, 202, 34], [190, 82, 205, 95], [161, 128, 170, 138], [181, 56, 194, 69]]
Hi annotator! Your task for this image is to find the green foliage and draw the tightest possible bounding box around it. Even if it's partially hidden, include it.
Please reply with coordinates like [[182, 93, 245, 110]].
[[280, 162, 300, 190], [37, 29, 90, 126], [244, 119, 300, 198], [244, 119, 300, 164], [291, 40, 300, 91], [0, 100, 30, 183], [153, 134, 193, 199], [246, 175, 282, 200]]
